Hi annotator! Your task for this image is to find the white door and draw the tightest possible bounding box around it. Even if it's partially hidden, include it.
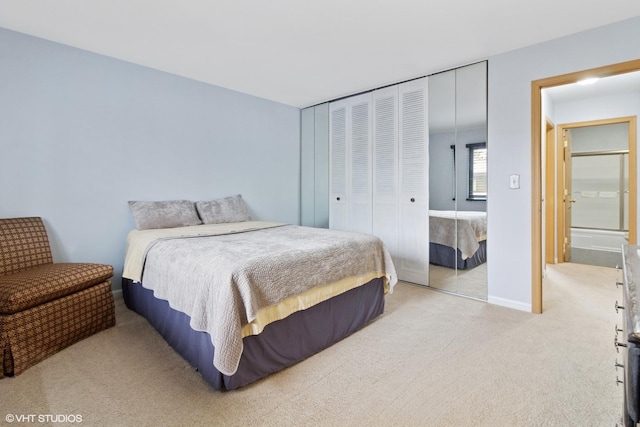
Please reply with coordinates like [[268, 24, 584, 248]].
[[329, 94, 373, 234], [372, 85, 399, 257], [397, 78, 429, 285], [329, 100, 349, 231], [348, 94, 373, 234]]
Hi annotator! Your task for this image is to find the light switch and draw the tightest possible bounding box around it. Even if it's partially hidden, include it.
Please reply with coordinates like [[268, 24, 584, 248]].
[[509, 174, 520, 189]]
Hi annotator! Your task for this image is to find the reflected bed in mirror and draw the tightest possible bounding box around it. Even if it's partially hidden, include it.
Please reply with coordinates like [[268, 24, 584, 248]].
[[428, 210, 487, 300], [429, 210, 487, 269]]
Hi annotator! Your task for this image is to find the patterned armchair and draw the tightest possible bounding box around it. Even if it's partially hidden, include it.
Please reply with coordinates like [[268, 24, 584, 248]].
[[0, 217, 115, 377]]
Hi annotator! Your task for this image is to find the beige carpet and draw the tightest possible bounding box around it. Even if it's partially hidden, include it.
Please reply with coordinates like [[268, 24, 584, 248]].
[[429, 262, 487, 300], [1, 263, 623, 426]]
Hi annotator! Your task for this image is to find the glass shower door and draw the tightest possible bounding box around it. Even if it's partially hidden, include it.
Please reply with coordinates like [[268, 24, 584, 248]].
[[571, 152, 627, 232]]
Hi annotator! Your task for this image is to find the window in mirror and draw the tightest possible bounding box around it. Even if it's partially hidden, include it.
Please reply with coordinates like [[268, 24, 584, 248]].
[[450, 145, 457, 200], [467, 142, 487, 200]]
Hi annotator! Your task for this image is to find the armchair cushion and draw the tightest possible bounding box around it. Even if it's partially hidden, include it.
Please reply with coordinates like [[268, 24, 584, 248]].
[[0, 217, 53, 276], [0, 263, 113, 314]]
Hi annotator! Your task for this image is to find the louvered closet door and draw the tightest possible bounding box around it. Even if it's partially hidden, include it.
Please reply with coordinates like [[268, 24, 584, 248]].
[[348, 94, 373, 234], [329, 94, 372, 233], [372, 86, 399, 257], [329, 100, 349, 231], [397, 78, 429, 285]]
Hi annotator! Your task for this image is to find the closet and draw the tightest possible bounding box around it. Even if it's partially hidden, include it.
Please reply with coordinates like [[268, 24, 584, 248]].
[[301, 63, 487, 292], [328, 78, 429, 285]]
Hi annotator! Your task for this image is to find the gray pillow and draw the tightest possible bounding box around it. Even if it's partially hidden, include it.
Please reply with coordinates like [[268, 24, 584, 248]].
[[196, 194, 252, 224], [128, 200, 202, 230]]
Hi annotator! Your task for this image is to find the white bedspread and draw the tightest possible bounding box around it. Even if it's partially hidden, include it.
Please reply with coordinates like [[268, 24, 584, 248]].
[[123, 221, 284, 282], [124, 222, 397, 376], [429, 210, 487, 260]]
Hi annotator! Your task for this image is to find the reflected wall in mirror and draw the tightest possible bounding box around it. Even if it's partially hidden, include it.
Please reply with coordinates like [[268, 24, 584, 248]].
[[427, 61, 487, 300]]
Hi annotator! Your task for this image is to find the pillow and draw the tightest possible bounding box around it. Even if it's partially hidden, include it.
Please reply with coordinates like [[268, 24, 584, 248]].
[[128, 200, 202, 230], [196, 194, 252, 224]]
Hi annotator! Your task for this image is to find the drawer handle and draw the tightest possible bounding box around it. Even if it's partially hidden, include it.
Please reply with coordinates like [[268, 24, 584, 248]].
[[615, 359, 625, 370], [616, 281, 623, 288], [617, 376, 624, 386], [616, 324, 623, 336], [616, 301, 625, 313], [615, 335, 628, 353]]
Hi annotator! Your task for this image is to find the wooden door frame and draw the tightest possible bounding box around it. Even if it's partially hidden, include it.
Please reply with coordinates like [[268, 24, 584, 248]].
[[545, 119, 555, 264], [531, 58, 640, 314]]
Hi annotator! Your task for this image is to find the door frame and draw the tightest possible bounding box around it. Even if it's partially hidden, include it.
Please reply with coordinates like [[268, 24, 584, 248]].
[[562, 127, 573, 262], [531, 58, 640, 314], [555, 117, 637, 265], [545, 119, 555, 264]]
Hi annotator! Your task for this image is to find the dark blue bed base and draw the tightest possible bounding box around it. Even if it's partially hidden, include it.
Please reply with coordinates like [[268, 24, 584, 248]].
[[429, 240, 487, 270], [122, 278, 385, 391]]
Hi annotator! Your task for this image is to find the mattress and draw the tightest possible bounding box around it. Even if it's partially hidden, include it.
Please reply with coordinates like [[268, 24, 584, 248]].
[[123, 277, 385, 390], [121, 221, 396, 389]]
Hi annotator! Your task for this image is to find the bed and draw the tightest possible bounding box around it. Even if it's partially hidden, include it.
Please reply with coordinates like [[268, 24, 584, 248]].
[[428, 210, 487, 269], [121, 220, 397, 391]]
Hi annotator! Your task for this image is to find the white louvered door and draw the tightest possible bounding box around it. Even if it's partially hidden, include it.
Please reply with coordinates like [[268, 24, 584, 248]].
[[329, 94, 372, 233], [348, 94, 373, 234], [329, 80, 428, 286], [372, 86, 399, 258], [397, 78, 429, 285], [329, 100, 349, 231]]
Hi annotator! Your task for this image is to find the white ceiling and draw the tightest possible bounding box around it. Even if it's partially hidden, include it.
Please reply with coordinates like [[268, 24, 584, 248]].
[[1, 1, 639, 108], [545, 71, 640, 104]]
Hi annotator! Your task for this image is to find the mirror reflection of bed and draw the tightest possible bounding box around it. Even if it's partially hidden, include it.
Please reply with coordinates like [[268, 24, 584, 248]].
[[427, 62, 487, 300], [428, 210, 487, 299]]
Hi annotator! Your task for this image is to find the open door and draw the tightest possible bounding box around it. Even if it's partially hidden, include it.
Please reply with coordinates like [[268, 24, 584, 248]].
[[562, 129, 574, 262], [531, 58, 640, 314]]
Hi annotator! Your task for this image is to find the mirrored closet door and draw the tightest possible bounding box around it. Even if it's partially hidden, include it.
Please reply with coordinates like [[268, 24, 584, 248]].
[[427, 62, 487, 300]]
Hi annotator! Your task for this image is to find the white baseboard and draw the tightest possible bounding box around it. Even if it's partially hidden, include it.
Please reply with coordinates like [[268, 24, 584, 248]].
[[488, 295, 531, 312]]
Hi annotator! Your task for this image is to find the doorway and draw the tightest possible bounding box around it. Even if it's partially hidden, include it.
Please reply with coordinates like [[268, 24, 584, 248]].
[[531, 58, 640, 314], [554, 119, 635, 269]]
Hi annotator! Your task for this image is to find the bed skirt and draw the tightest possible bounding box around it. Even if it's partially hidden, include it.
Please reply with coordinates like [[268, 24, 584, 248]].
[[122, 277, 385, 390], [429, 240, 487, 270]]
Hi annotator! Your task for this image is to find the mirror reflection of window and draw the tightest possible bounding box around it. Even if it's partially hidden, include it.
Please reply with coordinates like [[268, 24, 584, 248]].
[[450, 145, 456, 200], [467, 143, 487, 201]]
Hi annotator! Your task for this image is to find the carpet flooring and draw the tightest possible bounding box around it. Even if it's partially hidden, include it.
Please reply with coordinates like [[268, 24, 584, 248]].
[[428, 262, 487, 300], [1, 263, 623, 426]]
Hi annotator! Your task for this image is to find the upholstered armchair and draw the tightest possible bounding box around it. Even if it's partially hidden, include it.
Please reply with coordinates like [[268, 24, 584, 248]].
[[0, 217, 115, 377]]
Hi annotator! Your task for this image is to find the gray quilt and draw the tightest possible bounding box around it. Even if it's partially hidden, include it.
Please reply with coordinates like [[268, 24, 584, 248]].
[[429, 210, 487, 259], [140, 224, 397, 376]]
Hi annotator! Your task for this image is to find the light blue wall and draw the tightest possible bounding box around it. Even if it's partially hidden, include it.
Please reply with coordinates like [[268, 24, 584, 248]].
[[487, 16, 640, 310], [0, 28, 300, 289], [429, 127, 487, 212], [429, 130, 456, 211]]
